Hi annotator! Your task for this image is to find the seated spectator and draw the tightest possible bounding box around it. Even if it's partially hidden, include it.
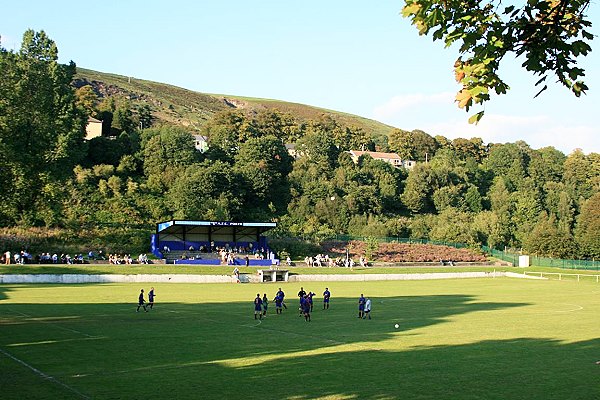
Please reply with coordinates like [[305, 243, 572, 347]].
[[88, 251, 95, 260], [286, 256, 292, 266], [359, 255, 367, 268]]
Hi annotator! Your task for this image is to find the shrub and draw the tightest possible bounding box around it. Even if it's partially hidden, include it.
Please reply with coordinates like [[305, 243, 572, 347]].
[[269, 238, 321, 259]]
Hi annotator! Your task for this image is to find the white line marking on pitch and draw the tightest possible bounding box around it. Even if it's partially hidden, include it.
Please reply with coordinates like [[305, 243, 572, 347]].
[[0, 347, 90, 399], [8, 309, 96, 338], [554, 304, 583, 313]]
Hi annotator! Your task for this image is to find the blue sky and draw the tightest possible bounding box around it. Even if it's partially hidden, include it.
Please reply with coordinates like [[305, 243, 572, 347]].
[[2, 0, 599, 154]]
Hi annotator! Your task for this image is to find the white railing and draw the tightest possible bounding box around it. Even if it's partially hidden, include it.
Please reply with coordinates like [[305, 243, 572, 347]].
[[523, 271, 600, 283]]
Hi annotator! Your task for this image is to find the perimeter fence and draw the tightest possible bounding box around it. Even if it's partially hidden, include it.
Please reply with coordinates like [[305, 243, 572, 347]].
[[329, 235, 470, 249], [327, 235, 600, 271]]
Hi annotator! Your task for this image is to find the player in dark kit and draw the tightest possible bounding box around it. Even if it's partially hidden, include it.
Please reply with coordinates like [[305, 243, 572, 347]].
[[254, 294, 263, 320], [274, 293, 283, 314], [358, 294, 366, 318], [148, 287, 156, 310], [262, 293, 269, 316], [307, 291, 315, 312], [302, 295, 311, 322], [137, 289, 148, 312], [323, 288, 331, 310], [297, 287, 306, 315], [276, 288, 287, 309]]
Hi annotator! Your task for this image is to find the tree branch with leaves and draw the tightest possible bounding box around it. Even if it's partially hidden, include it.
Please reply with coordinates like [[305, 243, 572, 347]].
[[401, 0, 593, 123]]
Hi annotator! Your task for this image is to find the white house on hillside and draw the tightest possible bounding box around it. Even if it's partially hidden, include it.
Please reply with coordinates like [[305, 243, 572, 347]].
[[193, 135, 208, 153], [348, 150, 416, 169], [285, 143, 299, 159], [85, 117, 103, 140]]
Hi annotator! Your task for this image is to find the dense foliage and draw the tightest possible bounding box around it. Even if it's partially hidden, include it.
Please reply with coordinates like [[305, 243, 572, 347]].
[[1, 31, 599, 259], [402, 0, 594, 123]]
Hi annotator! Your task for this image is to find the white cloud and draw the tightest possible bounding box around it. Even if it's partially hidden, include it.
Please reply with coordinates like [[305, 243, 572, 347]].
[[420, 114, 600, 154], [371, 93, 600, 154]]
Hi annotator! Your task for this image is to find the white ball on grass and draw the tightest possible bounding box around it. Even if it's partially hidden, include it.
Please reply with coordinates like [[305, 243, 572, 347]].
[[394, 324, 399, 329]]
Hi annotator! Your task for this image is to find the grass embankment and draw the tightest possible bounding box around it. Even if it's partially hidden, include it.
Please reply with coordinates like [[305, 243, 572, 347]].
[[75, 68, 395, 142], [0, 279, 598, 399]]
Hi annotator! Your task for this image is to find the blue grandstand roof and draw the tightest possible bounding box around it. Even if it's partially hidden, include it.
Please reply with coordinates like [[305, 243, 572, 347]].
[[156, 220, 277, 233]]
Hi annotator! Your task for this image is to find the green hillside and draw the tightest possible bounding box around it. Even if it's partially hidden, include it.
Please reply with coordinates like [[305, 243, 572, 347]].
[[74, 68, 395, 139]]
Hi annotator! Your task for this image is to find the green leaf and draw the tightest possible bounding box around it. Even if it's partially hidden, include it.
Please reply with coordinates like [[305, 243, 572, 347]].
[[401, 3, 421, 17], [470, 85, 489, 97], [468, 111, 484, 124]]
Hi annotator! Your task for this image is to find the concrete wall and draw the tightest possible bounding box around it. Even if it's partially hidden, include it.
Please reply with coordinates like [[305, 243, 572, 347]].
[[0, 274, 236, 284], [289, 271, 500, 282], [0, 271, 547, 284]]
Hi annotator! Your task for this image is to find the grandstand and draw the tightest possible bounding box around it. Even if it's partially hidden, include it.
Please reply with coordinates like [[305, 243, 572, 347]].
[[151, 220, 278, 266]]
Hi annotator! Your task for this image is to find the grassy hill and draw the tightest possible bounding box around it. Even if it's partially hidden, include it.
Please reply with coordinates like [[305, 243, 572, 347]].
[[74, 68, 396, 141]]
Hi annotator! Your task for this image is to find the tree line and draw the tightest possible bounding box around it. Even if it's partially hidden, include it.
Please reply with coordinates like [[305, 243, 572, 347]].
[[1, 30, 599, 259]]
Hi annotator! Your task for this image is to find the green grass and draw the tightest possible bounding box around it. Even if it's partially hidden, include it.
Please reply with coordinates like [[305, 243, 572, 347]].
[[75, 68, 395, 142], [1, 278, 599, 399], [1, 263, 599, 276]]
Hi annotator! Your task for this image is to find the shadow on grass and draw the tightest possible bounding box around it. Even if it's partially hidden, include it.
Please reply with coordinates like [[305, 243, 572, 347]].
[[0, 293, 547, 399], [208, 337, 600, 400], [0, 285, 11, 301]]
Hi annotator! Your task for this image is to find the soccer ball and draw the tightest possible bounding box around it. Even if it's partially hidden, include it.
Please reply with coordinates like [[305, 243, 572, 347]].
[[394, 324, 399, 329]]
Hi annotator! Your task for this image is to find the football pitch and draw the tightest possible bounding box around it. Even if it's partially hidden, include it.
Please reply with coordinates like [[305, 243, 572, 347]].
[[1, 278, 598, 400]]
